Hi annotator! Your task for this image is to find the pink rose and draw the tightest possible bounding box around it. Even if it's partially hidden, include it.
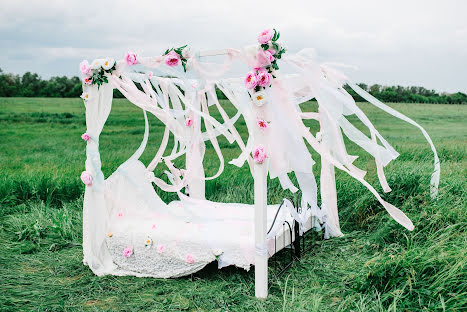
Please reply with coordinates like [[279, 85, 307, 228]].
[[253, 145, 267, 164], [83, 77, 92, 85], [123, 246, 133, 258], [257, 49, 274, 67], [185, 117, 193, 127], [80, 171, 92, 186], [79, 60, 91, 75], [165, 51, 180, 67], [244, 71, 258, 89], [186, 254, 194, 264], [257, 119, 269, 130], [257, 29, 274, 44], [81, 133, 90, 141], [125, 51, 138, 65], [257, 71, 272, 87], [157, 244, 165, 253]]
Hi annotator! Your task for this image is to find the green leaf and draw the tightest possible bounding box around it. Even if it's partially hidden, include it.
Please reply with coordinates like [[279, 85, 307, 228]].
[[261, 44, 269, 50]]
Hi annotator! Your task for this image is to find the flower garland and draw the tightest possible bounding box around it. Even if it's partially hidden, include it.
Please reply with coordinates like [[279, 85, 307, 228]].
[[79, 58, 117, 89], [163, 45, 191, 72], [244, 28, 286, 94]]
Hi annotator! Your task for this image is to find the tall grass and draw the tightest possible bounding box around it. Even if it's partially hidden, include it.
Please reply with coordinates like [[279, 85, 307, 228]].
[[0, 97, 465, 311]]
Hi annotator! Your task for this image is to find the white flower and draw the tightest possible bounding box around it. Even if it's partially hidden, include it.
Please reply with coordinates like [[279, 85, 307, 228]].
[[144, 237, 153, 249], [252, 90, 267, 107], [181, 47, 192, 59], [102, 58, 115, 70], [213, 248, 223, 256], [80, 92, 90, 101], [90, 59, 104, 70]]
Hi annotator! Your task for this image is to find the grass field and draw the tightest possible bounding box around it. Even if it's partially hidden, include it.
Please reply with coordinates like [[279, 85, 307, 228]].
[[0, 97, 466, 311]]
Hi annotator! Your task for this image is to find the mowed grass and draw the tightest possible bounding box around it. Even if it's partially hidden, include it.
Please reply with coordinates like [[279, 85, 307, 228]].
[[0, 96, 466, 311]]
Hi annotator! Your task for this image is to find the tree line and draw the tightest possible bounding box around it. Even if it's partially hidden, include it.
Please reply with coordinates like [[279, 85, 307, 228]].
[[1, 68, 466, 104]]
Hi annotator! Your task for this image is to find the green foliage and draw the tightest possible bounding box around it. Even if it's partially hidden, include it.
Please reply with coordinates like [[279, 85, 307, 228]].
[[0, 97, 465, 311]]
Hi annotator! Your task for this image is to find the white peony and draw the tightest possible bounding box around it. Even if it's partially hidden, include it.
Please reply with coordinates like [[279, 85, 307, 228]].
[[252, 90, 268, 107], [102, 58, 115, 70], [181, 47, 192, 59], [213, 248, 223, 256], [90, 59, 104, 70]]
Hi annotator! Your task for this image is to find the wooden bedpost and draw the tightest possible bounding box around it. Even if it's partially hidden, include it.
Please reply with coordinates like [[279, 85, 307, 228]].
[[254, 162, 268, 298]]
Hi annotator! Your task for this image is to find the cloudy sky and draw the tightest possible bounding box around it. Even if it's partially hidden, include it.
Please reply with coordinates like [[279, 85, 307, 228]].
[[1, 0, 466, 93]]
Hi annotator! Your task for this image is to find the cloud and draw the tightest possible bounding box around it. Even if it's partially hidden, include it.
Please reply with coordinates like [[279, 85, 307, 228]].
[[0, 0, 466, 93]]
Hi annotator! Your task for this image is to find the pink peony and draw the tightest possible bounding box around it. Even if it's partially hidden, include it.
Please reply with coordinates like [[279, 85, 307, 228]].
[[244, 71, 258, 89], [80, 171, 92, 186], [165, 51, 180, 67], [185, 117, 193, 127], [83, 77, 93, 85], [157, 244, 165, 253], [257, 119, 269, 130], [123, 246, 133, 258], [257, 71, 272, 87], [253, 145, 267, 164], [186, 254, 194, 264], [257, 49, 274, 67], [257, 29, 274, 44], [81, 133, 90, 141], [125, 51, 138, 65], [79, 60, 91, 75]]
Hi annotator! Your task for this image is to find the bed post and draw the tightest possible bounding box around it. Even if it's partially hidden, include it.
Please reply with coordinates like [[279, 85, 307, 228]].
[[254, 162, 268, 298], [318, 108, 340, 236]]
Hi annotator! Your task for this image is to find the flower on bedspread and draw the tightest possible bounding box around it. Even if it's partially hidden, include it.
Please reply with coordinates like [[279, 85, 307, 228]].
[[80, 171, 92, 186], [144, 237, 153, 249], [186, 254, 194, 264], [253, 145, 267, 164], [123, 246, 133, 258], [157, 244, 165, 254]]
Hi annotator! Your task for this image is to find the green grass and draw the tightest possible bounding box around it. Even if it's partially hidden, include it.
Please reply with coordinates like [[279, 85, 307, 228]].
[[0, 97, 466, 311]]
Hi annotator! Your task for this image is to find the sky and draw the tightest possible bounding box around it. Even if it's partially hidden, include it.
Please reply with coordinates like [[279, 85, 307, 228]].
[[1, 0, 466, 93]]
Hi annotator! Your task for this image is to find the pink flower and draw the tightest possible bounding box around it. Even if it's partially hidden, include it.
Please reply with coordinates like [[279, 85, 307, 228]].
[[253, 145, 267, 164], [244, 71, 258, 89], [257, 119, 269, 129], [80, 171, 92, 186], [165, 51, 180, 67], [257, 29, 274, 44], [125, 51, 138, 65], [257, 71, 272, 87], [123, 246, 133, 258], [186, 254, 194, 264], [147, 71, 153, 78], [81, 133, 90, 141], [79, 60, 91, 75], [83, 77, 92, 85], [257, 49, 274, 67], [185, 117, 193, 127], [151, 224, 157, 230], [157, 244, 165, 253], [117, 212, 124, 218]]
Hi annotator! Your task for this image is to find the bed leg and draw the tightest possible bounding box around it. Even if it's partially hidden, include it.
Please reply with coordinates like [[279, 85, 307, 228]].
[[254, 163, 268, 299]]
